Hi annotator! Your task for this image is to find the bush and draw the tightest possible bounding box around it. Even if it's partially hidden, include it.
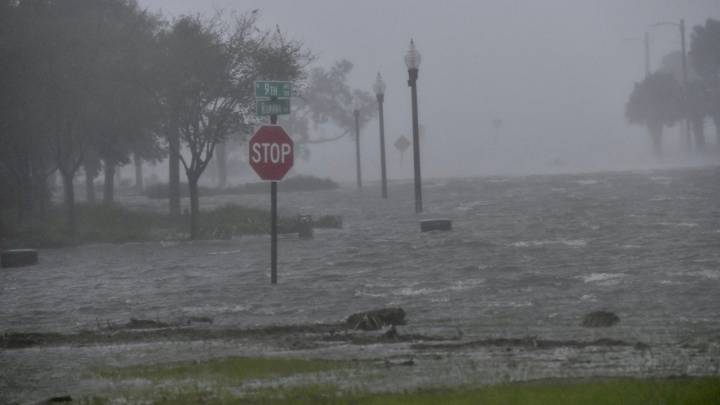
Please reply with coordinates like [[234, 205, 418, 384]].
[[244, 175, 339, 193], [143, 175, 339, 199]]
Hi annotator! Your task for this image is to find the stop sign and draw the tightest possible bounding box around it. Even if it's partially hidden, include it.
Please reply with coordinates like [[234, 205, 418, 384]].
[[248, 125, 294, 181]]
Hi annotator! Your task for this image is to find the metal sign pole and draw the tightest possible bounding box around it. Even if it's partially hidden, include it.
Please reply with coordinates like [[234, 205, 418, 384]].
[[270, 114, 278, 284], [253, 80, 292, 285], [271, 181, 277, 284]]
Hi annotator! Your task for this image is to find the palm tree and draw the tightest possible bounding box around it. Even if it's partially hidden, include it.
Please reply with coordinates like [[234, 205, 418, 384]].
[[626, 72, 684, 155]]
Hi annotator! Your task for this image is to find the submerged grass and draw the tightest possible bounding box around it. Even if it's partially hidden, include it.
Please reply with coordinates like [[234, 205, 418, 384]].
[[1, 203, 277, 248], [87, 356, 720, 405]]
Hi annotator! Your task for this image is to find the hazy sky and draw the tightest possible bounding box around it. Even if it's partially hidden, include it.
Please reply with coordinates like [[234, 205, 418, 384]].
[[138, 0, 719, 181]]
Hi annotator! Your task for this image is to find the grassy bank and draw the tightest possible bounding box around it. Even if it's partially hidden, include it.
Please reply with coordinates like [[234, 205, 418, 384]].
[[1, 203, 274, 248], [79, 356, 720, 404], [144, 175, 339, 199]]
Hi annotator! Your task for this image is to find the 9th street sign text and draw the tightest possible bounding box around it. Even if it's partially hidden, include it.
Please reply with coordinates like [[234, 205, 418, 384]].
[[255, 81, 292, 98]]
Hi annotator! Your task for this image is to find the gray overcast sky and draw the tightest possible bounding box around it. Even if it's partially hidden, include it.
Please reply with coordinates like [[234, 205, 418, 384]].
[[138, 0, 719, 181]]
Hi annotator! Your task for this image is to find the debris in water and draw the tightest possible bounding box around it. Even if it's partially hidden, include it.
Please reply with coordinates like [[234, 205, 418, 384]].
[[581, 311, 620, 327], [42, 395, 72, 403], [125, 318, 171, 329], [1, 249, 39, 268], [346, 308, 406, 330], [314, 215, 343, 229], [420, 219, 452, 232]]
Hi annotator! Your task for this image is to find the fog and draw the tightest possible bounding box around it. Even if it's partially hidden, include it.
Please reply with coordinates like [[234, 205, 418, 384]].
[[4, 2, 720, 401], [139, 0, 720, 181]]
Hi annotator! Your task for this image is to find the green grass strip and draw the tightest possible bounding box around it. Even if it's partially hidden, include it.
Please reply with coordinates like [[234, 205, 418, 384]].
[[97, 356, 347, 383], [85, 376, 720, 404]]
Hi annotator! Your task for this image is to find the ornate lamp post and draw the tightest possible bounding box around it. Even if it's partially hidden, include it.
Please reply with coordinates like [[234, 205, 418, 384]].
[[353, 98, 362, 189], [405, 39, 422, 213], [373, 72, 388, 199]]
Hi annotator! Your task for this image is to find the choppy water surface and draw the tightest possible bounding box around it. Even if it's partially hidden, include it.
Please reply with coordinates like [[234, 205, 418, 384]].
[[2, 166, 720, 400]]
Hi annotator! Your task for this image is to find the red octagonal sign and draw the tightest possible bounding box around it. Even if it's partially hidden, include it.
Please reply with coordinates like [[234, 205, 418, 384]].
[[249, 125, 294, 181]]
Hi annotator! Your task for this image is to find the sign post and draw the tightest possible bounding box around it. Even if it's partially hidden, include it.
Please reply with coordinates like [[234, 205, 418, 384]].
[[253, 81, 292, 284]]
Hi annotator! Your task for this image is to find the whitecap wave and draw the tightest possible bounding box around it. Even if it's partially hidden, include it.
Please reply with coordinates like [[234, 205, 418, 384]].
[[511, 239, 587, 248], [582, 273, 626, 284], [208, 250, 243, 256], [694, 270, 720, 280], [657, 222, 698, 228]]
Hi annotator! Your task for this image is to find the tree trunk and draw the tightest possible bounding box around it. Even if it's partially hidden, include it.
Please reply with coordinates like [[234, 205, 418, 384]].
[[103, 162, 115, 205], [216, 141, 227, 189], [691, 116, 706, 151], [84, 164, 96, 204], [168, 130, 181, 217], [60, 170, 76, 237], [134, 153, 143, 193], [188, 176, 200, 240], [649, 122, 663, 156]]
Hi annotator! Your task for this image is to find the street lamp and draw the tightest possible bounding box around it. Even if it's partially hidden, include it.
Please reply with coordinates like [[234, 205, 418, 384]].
[[373, 72, 388, 199], [353, 98, 362, 189], [652, 19, 691, 150], [405, 39, 423, 213]]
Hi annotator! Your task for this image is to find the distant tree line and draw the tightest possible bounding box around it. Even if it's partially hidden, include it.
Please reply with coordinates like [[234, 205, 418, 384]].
[[626, 19, 720, 155], [0, 0, 375, 241]]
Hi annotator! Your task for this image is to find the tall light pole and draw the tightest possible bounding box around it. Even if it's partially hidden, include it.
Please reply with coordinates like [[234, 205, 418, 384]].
[[405, 39, 422, 213], [652, 19, 691, 150], [373, 72, 388, 199], [353, 100, 362, 189]]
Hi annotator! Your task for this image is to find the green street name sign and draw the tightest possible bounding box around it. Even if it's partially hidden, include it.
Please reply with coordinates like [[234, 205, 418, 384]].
[[256, 99, 291, 116], [255, 81, 292, 98]]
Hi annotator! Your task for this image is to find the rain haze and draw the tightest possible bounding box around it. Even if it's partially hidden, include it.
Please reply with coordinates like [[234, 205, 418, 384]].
[[2, 0, 720, 403], [141, 0, 720, 180]]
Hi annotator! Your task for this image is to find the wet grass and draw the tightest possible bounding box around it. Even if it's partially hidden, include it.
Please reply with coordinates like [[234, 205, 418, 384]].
[[81, 372, 720, 405], [96, 356, 349, 383], [81, 375, 720, 404]]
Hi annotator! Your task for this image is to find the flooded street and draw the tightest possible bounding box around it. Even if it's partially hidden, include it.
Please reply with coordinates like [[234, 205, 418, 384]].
[[2, 165, 720, 401]]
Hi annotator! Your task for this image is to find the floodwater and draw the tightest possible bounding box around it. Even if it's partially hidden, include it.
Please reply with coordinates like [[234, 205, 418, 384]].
[[2, 165, 720, 401]]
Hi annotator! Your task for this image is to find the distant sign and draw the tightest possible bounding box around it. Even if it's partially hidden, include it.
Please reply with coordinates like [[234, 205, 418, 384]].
[[255, 81, 292, 99], [394, 136, 411, 152], [248, 125, 294, 181], [256, 99, 291, 116]]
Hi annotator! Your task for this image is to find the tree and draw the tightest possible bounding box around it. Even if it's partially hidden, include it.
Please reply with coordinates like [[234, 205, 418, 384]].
[[86, 0, 160, 204], [0, 0, 56, 221], [280, 60, 376, 156], [659, 50, 708, 150], [686, 80, 712, 149], [626, 72, 684, 155], [689, 19, 720, 145], [158, 14, 309, 239]]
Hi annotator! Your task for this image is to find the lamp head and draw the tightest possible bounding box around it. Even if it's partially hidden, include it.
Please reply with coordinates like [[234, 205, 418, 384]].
[[404, 39, 421, 70]]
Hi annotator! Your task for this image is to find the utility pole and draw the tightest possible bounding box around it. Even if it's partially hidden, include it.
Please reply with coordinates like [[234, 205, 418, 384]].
[[680, 18, 692, 151], [354, 108, 362, 189], [374, 72, 388, 199], [652, 19, 692, 151], [644, 32, 651, 77]]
